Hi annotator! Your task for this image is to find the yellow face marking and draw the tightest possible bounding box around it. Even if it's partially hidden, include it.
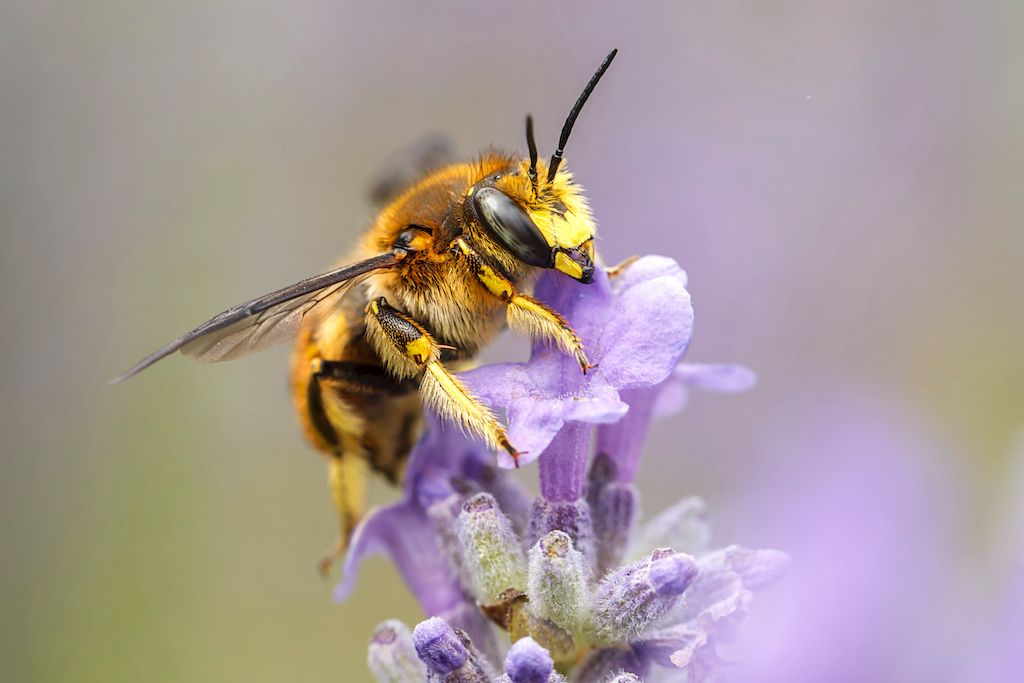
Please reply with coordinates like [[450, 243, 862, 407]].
[[546, 213, 594, 252], [554, 251, 584, 280]]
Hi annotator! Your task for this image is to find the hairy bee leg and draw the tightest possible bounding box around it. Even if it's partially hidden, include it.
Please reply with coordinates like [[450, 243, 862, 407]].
[[308, 359, 371, 577], [452, 237, 593, 373], [504, 294, 593, 373], [363, 296, 522, 465], [317, 453, 369, 578]]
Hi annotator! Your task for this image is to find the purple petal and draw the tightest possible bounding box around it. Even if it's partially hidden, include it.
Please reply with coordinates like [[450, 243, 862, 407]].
[[653, 363, 757, 416], [334, 501, 462, 615], [674, 363, 757, 393], [498, 391, 627, 470], [461, 362, 535, 407], [595, 256, 693, 390], [499, 397, 572, 468], [532, 266, 614, 336], [562, 388, 630, 424]]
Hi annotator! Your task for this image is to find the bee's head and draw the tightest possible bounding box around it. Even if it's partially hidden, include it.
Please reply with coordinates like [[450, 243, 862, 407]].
[[466, 50, 616, 284], [469, 176, 596, 283]]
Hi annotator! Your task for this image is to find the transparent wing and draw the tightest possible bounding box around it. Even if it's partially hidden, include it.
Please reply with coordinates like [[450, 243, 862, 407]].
[[111, 251, 399, 383]]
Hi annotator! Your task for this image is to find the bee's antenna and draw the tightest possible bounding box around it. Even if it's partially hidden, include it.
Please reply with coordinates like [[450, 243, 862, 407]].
[[526, 115, 539, 193], [546, 48, 618, 184]]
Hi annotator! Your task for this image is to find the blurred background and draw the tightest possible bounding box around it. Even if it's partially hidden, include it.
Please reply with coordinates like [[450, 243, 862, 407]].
[[2, 1, 1022, 681]]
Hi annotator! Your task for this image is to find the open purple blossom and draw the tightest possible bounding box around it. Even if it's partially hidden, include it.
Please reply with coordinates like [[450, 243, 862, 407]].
[[463, 256, 694, 474], [343, 256, 783, 681]]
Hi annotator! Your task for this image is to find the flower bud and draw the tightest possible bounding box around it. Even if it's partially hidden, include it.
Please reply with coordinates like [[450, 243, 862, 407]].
[[573, 645, 649, 682], [527, 531, 587, 631], [441, 600, 500, 668], [631, 498, 709, 560], [501, 637, 559, 683], [413, 617, 494, 682], [527, 498, 596, 572], [457, 493, 527, 601], [589, 549, 698, 644], [461, 456, 532, 534], [714, 545, 790, 589], [602, 673, 642, 683], [413, 617, 466, 674], [367, 620, 427, 683], [591, 480, 638, 574], [428, 493, 473, 587]]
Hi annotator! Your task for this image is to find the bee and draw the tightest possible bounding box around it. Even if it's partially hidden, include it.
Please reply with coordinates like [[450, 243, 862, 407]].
[[114, 50, 617, 575]]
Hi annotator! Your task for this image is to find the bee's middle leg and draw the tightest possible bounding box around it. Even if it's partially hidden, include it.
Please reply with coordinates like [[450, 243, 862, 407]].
[[363, 296, 522, 465]]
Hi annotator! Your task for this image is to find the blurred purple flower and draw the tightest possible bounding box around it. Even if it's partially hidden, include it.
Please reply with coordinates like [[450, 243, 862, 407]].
[[722, 393, 973, 683]]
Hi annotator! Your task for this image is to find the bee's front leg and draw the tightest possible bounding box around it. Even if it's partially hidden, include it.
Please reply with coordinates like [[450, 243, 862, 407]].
[[452, 238, 593, 373], [363, 296, 523, 465]]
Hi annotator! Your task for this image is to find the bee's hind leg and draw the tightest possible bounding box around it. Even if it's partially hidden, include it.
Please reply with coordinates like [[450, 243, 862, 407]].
[[307, 360, 370, 577], [363, 296, 523, 465], [317, 452, 369, 578]]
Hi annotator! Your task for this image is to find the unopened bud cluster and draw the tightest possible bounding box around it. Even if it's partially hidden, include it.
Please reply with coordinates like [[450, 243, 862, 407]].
[[366, 453, 786, 682]]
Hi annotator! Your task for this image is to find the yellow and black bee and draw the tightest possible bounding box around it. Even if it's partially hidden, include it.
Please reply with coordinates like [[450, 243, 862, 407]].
[[115, 50, 617, 574]]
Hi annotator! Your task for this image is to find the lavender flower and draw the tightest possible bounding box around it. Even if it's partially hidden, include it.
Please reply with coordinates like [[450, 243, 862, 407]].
[[349, 257, 784, 682]]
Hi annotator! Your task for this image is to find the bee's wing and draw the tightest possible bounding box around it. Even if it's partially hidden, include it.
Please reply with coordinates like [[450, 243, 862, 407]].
[[111, 251, 400, 383]]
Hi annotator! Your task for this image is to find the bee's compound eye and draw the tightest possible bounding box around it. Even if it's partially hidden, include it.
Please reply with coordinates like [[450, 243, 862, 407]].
[[473, 187, 552, 267]]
